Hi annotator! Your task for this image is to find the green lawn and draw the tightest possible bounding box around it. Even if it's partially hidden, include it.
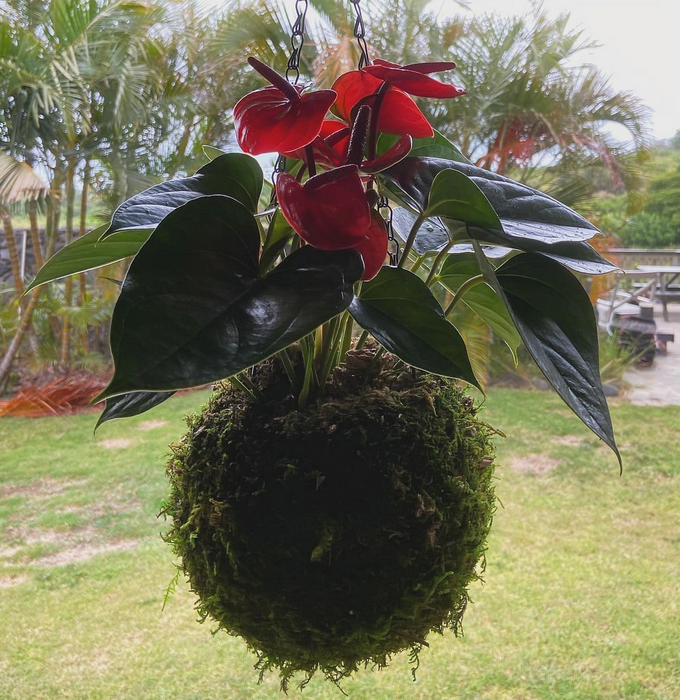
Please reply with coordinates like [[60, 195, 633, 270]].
[[1, 389, 678, 699]]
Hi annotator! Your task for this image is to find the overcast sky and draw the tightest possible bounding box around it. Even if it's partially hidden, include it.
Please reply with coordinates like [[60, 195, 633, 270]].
[[444, 0, 679, 140]]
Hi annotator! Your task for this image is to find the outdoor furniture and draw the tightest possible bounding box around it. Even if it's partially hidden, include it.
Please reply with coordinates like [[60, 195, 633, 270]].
[[599, 270, 658, 332], [636, 265, 680, 321]]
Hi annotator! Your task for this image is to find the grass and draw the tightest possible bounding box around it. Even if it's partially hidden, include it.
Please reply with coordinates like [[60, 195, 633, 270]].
[[0, 388, 679, 699]]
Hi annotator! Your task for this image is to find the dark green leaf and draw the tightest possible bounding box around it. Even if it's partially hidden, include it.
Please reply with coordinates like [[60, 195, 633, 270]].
[[378, 130, 470, 163], [438, 254, 520, 359], [425, 169, 503, 231], [95, 391, 175, 429], [478, 247, 619, 464], [202, 145, 228, 161], [25, 226, 150, 293], [99, 195, 363, 400], [349, 267, 479, 387], [103, 153, 263, 237], [392, 207, 450, 255], [259, 209, 294, 273], [382, 156, 599, 242]]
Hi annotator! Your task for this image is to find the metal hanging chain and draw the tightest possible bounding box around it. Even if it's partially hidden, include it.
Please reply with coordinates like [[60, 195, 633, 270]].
[[286, 0, 309, 84], [350, 0, 371, 69], [379, 196, 400, 266]]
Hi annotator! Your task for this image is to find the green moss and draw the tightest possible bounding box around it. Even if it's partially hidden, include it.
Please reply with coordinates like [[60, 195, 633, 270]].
[[165, 350, 497, 689]]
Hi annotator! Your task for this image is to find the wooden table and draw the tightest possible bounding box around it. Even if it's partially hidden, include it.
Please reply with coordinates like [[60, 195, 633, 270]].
[[636, 265, 680, 321]]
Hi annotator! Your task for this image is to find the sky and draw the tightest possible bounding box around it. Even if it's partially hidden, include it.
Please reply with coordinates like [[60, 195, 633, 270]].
[[445, 0, 679, 140]]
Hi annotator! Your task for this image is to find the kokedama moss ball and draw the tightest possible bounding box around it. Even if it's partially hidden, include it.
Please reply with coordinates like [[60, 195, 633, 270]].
[[165, 349, 497, 689]]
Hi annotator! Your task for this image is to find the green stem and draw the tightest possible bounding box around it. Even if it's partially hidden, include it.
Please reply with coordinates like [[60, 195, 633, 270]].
[[363, 345, 385, 387], [338, 312, 354, 362], [398, 213, 426, 269], [444, 274, 485, 316], [425, 240, 456, 287], [228, 375, 257, 401], [278, 349, 297, 385], [355, 329, 369, 350], [237, 372, 260, 396], [409, 251, 436, 274], [298, 336, 319, 408]]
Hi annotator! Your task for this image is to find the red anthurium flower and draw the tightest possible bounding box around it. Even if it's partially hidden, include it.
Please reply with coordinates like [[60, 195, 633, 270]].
[[331, 70, 433, 139], [362, 59, 466, 99], [276, 165, 370, 251], [281, 120, 350, 167], [355, 213, 389, 281], [361, 134, 412, 173], [234, 58, 336, 155]]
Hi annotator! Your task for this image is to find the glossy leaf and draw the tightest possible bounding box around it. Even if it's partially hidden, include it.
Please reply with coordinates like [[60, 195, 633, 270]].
[[103, 153, 263, 237], [202, 145, 228, 160], [349, 267, 479, 387], [377, 130, 470, 165], [425, 169, 502, 230], [476, 246, 619, 464], [392, 207, 450, 254], [382, 156, 598, 238], [25, 226, 149, 293], [438, 253, 520, 359], [99, 195, 363, 400], [95, 391, 175, 429]]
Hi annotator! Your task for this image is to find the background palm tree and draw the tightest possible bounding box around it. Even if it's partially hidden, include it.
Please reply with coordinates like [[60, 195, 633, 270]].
[[0, 0, 652, 392]]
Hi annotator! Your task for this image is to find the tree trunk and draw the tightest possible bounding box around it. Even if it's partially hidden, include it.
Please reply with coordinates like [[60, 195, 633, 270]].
[[60, 158, 77, 367], [0, 291, 39, 393], [78, 157, 90, 305], [78, 158, 91, 352], [1, 206, 24, 296], [28, 202, 44, 270]]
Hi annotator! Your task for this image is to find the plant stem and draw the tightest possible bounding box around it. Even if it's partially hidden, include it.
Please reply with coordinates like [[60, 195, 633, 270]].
[[338, 312, 354, 361], [355, 330, 369, 350], [363, 345, 385, 386], [228, 375, 257, 401], [278, 349, 297, 385], [444, 274, 485, 316], [425, 240, 456, 286], [298, 335, 316, 409], [409, 251, 436, 274], [398, 213, 426, 269]]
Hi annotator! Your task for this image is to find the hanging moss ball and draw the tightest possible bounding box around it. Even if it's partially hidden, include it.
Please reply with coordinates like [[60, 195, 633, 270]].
[[165, 349, 497, 689]]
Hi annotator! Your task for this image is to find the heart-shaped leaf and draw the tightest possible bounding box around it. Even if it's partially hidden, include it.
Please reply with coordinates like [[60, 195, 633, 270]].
[[425, 168, 502, 231], [383, 156, 597, 231], [377, 129, 470, 163], [103, 153, 263, 237], [391, 206, 615, 275], [474, 245, 620, 465], [438, 253, 520, 359], [99, 195, 363, 400], [25, 226, 151, 293], [95, 391, 175, 429], [349, 267, 479, 387]]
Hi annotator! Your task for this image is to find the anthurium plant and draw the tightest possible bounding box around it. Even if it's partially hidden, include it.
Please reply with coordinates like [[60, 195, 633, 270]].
[[28, 55, 620, 464], [29, 42, 623, 687]]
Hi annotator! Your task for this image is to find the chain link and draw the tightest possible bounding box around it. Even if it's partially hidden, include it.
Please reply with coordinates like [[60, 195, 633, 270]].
[[286, 0, 309, 84], [378, 196, 400, 266], [350, 0, 371, 69]]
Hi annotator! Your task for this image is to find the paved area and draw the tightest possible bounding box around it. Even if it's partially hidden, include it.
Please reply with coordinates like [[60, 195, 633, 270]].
[[625, 302, 680, 406]]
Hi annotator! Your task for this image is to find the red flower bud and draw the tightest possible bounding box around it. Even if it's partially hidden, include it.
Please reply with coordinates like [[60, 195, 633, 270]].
[[234, 58, 336, 155], [355, 213, 389, 281], [362, 59, 466, 99], [332, 70, 433, 139], [276, 165, 371, 250]]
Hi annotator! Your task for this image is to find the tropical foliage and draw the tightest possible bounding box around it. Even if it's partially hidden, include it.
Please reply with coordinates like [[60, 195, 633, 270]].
[[0, 0, 650, 392]]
